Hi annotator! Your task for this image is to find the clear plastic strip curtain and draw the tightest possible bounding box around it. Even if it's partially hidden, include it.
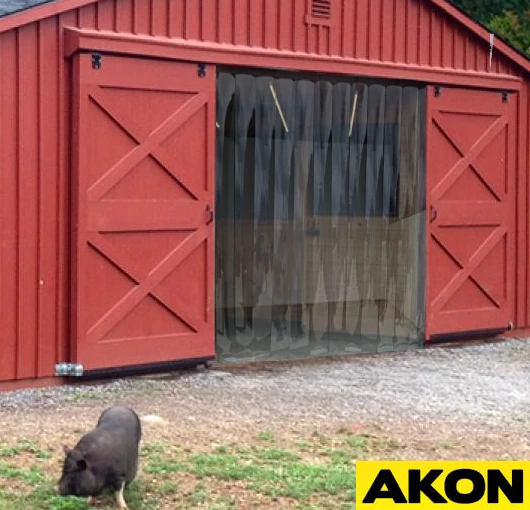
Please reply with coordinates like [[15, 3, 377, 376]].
[[216, 71, 426, 362]]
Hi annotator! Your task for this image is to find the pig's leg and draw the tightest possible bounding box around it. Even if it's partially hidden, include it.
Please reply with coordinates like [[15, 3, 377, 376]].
[[87, 496, 96, 506], [115, 482, 129, 510]]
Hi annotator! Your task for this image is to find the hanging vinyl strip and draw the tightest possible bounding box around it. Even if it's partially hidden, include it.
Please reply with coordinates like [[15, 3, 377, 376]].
[[323, 83, 351, 315], [215, 73, 235, 337], [342, 83, 368, 334], [233, 74, 256, 343], [383, 86, 403, 336], [291, 80, 314, 321], [366, 85, 386, 315], [271, 78, 295, 344]]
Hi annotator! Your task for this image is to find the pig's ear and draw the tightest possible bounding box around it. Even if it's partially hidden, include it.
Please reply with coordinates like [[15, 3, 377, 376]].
[[62, 445, 71, 456], [77, 458, 87, 471]]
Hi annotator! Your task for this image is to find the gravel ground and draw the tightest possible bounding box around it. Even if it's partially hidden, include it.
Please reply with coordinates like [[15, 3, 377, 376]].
[[0, 338, 529, 459]]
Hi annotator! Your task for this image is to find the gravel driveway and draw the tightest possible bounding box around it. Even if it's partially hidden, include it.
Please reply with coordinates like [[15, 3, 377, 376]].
[[0, 338, 529, 459]]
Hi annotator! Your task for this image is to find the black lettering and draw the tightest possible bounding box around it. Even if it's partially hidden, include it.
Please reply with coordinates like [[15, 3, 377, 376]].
[[488, 470, 524, 503], [363, 469, 407, 504], [408, 469, 447, 503], [444, 469, 485, 504]]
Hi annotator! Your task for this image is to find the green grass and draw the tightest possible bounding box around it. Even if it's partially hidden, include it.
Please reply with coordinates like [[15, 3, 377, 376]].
[[158, 480, 179, 495], [256, 430, 275, 442], [0, 430, 372, 509], [188, 483, 209, 505], [0, 439, 52, 460], [184, 445, 356, 500], [0, 463, 45, 485], [140, 433, 363, 506], [143, 453, 184, 478], [345, 435, 368, 450]]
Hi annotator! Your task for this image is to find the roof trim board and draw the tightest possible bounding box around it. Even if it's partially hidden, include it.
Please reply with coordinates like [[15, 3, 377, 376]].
[[0, 0, 528, 74], [64, 26, 523, 91]]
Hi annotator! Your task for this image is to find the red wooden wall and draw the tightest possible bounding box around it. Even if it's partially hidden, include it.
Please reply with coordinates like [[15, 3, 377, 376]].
[[0, 0, 528, 384]]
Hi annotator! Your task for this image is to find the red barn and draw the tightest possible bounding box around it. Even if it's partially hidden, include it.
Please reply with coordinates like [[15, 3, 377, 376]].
[[0, 0, 529, 389]]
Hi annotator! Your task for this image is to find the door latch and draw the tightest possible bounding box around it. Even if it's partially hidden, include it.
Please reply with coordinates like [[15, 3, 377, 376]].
[[198, 63, 207, 77]]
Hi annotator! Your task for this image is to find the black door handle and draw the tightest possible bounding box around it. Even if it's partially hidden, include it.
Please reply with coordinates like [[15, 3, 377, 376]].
[[206, 205, 214, 225]]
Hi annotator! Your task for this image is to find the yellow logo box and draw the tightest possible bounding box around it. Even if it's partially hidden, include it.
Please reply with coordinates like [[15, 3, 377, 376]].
[[356, 461, 530, 509]]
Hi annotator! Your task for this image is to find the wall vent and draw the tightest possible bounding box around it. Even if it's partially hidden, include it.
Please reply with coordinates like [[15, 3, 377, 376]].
[[312, 0, 331, 19], [305, 0, 333, 26]]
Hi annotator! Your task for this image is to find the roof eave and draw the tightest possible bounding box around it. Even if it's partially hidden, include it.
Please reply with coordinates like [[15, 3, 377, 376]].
[[0, 0, 96, 33]]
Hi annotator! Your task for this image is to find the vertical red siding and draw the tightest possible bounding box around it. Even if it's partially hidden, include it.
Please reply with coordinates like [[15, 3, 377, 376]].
[[37, 16, 60, 378], [151, 0, 168, 37], [0, 30, 18, 382], [430, 12, 443, 67], [341, 0, 354, 58], [264, 0, 279, 50], [464, 35, 475, 70], [519, 80, 530, 326], [453, 29, 465, 69], [233, 0, 247, 46], [214, 0, 231, 46], [0, 0, 527, 384], [381, 0, 391, 61], [96, 0, 115, 31], [249, 0, 264, 48], [418, 2, 430, 66], [184, 0, 201, 40], [394, 0, 407, 63], [78, 4, 96, 29], [441, 20, 453, 67], [368, 0, 381, 61], [17, 23, 40, 379], [0, 10, 76, 383], [523, 83, 530, 327], [278, 0, 293, 51], [1, 0, 523, 71], [405, 0, 418, 64], [133, 0, 150, 35], [200, 1, 213, 43], [355, 0, 368, 59], [115, 0, 133, 33]]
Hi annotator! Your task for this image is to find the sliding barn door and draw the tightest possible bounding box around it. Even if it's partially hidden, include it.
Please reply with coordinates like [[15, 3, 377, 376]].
[[426, 86, 515, 338], [71, 53, 216, 371]]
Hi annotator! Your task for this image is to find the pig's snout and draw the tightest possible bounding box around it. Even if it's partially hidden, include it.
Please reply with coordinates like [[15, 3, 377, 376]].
[[58, 472, 87, 497]]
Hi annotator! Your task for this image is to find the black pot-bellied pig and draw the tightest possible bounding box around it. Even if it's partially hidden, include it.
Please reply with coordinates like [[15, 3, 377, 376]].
[[58, 406, 142, 510]]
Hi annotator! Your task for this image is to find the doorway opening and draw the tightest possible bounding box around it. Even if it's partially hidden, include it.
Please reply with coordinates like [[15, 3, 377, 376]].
[[215, 68, 427, 362]]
